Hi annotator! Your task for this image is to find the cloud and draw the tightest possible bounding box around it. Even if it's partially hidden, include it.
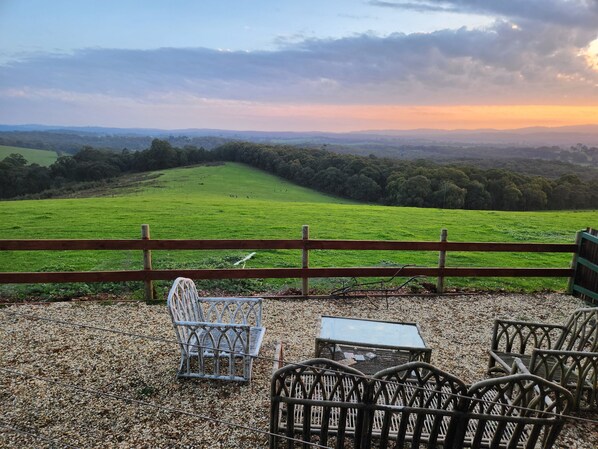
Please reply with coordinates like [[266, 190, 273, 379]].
[[370, 1, 454, 13], [369, 1, 598, 29], [1, 18, 597, 108]]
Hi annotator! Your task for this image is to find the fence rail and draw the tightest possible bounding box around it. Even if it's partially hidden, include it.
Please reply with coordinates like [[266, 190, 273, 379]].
[[0, 267, 574, 284], [0, 225, 591, 300], [0, 239, 577, 252]]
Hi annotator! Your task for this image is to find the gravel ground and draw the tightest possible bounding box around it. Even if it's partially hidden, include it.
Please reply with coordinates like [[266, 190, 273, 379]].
[[0, 293, 596, 448]]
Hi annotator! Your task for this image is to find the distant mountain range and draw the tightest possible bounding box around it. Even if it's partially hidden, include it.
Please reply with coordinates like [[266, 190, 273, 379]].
[[353, 125, 598, 147], [1, 123, 598, 147], [1, 123, 597, 181]]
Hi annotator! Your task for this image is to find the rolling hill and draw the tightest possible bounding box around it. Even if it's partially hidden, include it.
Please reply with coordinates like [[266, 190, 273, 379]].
[[0, 145, 58, 166], [0, 162, 595, 297]]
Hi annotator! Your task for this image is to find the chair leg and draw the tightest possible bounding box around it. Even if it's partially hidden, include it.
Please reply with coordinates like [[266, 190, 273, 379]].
[[177, 354, 187, 377], [487, 355, 496, 375], [244, 357, 253, 382]]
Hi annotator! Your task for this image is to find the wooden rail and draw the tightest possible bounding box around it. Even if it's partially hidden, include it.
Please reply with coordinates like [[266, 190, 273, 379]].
[[0, 267, 574, 284], [0, 225, 582, 300], [0, 240, 577, 252]]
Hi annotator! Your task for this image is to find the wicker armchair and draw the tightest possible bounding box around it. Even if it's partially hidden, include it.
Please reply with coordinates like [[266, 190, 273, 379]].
[[167, 277, 265, 382], [461, 373, 573, 449], [370, 362, 468, 449], [488, 307, 598, 411]]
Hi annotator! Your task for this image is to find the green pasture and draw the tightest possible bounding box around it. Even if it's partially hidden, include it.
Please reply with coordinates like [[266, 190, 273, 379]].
[[0, 162, 596, 298], [0, 145, 58, 166]]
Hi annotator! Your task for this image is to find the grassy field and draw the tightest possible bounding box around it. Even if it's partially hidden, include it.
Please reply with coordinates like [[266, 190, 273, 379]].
[[0, 145, 58, 166], [0, 162, 596, 298]]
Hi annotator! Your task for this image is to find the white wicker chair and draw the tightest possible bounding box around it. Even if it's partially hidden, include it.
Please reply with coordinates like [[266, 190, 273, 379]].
[[167, 277, 265, 382]]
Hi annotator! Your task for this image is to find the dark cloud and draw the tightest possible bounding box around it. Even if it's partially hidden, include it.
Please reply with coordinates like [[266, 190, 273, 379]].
[[369, 0, 598, 28], [1, 19, 597, 105]]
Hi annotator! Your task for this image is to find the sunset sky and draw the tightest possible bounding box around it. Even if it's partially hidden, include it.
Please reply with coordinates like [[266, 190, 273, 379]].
[[1, 0, 598, 131]]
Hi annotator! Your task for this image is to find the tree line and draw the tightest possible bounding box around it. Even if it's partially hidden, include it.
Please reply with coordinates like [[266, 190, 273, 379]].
[[0, 130, 230, 154], [1, 139, 597, 210]]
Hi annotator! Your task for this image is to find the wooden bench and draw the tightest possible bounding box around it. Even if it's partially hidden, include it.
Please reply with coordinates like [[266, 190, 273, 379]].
[[488, 307, 598, 411], [270, 359, 572, 449], [167, 277, 265, 382]]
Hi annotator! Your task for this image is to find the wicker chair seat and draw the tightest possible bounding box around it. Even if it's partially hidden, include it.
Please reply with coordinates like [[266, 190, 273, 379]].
[[490, 352, 589, 388], [488, 308, 598, 411]]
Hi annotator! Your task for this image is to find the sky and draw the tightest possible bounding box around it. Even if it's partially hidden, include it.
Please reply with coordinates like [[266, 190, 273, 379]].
[[1, 0, 597, 132]]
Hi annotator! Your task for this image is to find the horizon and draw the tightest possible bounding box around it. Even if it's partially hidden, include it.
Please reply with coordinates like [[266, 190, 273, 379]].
[[4, 122, 598, 135], [1, 1, 598, 131]]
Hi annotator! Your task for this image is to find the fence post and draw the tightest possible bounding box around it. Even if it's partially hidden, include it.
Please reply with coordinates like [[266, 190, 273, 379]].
[[567, 229, 584, 295], [436, 228, 448, 294], [302, 225, 309, 297], [141, 224, 155, 302]]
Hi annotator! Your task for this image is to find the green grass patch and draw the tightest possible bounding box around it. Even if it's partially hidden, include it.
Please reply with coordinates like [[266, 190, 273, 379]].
[[0, 145, 58, 166], [0, 162, 596, 298]]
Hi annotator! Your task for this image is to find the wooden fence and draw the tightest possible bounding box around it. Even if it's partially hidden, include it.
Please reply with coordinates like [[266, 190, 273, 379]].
[[0, 225, 588, 301], [570, 228, 598, 304]]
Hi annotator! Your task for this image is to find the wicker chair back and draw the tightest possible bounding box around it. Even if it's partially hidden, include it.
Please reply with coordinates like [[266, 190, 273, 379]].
[[270, 362, 572, 449], [370, 362, 468, 449], [556, 308, 598, 352], [270, 358, 370, 448], [462, 374, 572, 449]]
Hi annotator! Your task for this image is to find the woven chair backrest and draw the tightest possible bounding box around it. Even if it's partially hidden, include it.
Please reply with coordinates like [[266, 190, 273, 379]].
[[167, 277, 203, 323], [167, 277, 263, 326], [557, 308, 598, 352], [371, 362, 468, 449], [198, 297, 262, 327], [270, 358, 369, 448], [464, 373, 572, 449], [270, 363, 574, 449]]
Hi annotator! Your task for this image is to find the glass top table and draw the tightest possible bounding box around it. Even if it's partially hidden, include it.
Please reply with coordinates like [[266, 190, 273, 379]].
[[315, 316, 431, 374]]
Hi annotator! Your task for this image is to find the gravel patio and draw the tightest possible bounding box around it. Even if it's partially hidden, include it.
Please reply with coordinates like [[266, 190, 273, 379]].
[[1, 293, 596, 448]]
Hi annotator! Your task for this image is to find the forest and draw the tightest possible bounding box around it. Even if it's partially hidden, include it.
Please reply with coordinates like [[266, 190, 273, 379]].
[[1, 139, 597, 211]]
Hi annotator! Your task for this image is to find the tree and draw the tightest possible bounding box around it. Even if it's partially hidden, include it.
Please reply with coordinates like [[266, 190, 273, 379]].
[[550, 183, 573, 210], [50, 155, 78, 180], [486, 177, 522, 210], [464, 181, 491, 210], [0, 155, 28, 197], [429, 182, 466, 209], [521, 184, 548, 210], [502, 183, 523, 210], [384, 175, 406, 205], [2, 153, 28, 167], [23, 164, 52, 193], [134, 139, 179, 171], [397, 175, 432, 207], [345, 174, 381, 202], [313, 167, 347, 195]]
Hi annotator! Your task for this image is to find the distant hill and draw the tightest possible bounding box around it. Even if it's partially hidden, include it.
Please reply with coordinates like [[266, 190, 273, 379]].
[[0, 124, 597, 179], [353, 125, 598, 147], [2, 123, 598, 146], [0, 145, 58, 166], [0, 129, 231, 154]]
